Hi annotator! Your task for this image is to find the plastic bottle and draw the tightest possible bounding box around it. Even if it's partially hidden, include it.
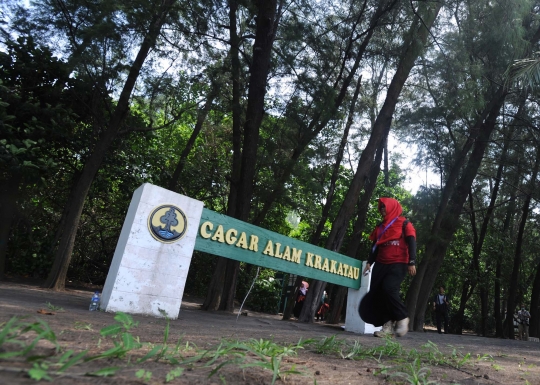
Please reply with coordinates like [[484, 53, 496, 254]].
[[89, 291, 101, 311]]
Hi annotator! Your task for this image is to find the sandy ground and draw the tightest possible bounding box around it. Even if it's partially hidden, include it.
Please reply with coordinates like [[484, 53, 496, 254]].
[[1, 280, 540, 384]]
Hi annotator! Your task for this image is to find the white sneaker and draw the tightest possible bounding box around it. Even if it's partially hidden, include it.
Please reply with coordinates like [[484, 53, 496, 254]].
[[395, 317, 409, 337], [374, 320, 394, 338]]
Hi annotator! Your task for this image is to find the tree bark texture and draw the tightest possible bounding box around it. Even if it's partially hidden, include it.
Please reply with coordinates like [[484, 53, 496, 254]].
[[43, 0, 178, 290]]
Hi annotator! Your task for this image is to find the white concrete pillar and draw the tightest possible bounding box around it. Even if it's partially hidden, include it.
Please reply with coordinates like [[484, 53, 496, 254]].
[[344, 261, 381, 334], [101, 183, 204, 319]]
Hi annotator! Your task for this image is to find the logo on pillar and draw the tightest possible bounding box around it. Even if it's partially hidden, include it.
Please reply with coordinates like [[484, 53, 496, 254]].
[[148, 205, 187, 243]]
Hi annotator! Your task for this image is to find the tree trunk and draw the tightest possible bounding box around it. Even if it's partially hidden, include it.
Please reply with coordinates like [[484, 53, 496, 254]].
[[0, 174, 21, 278], [325, 139, 386, 324], [201, 0, 242, 311], [202, 256, 227, 310], [473, 129, 512, 336], [213, 0, 282, 312], [454, 277, 473, 335], [43, 0, 178, 290], [324, 2, 442, 254], [168, 88, 217, 191], [311, 76, 362, 246], [530, 259, 540, 337], [406, 85, 508, 331], [298, 3, 442, 323], [496, 164, 520, 337], [406, 17, 540, 329], [505, 147, 540, 339], [495, 260, 503, 337], [252, 0, 399, 226], [281, 78, 362, 321], [383, 137, 389, 187], [282, 275, 303, 320]]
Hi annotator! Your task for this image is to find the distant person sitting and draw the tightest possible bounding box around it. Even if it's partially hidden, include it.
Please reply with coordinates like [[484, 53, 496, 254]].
[[293, 281, 309, 319], [517, 304, 531, 341], [432, 286, 450, 334]]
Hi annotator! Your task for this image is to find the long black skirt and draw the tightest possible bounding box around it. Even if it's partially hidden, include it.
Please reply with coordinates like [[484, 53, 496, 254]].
[[358, 262, 408, 327]]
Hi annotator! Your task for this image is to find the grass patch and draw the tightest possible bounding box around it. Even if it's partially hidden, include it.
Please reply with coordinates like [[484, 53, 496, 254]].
[[0, 316, 501, 385]]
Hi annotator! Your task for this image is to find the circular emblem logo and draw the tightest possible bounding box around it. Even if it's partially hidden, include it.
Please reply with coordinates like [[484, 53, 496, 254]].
[[147, 205, 187, 243]]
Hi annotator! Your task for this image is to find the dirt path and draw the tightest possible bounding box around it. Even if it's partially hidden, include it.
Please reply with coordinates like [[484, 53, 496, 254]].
[[1, 280, 539, 384]]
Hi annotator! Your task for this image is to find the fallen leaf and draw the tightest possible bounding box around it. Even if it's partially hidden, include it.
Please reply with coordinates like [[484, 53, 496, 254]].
[[37, 309, 55, 315]]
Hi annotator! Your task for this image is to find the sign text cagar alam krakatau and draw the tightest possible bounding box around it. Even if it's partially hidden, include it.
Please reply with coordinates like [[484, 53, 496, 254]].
[[194, 208, 361, 289]]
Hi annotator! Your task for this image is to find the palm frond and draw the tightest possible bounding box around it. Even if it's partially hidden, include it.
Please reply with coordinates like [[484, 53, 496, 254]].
[[505, 53, 540, 89]]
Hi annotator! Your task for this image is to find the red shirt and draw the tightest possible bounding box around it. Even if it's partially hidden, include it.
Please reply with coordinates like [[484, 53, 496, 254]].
[[372, 221, 415, 264]]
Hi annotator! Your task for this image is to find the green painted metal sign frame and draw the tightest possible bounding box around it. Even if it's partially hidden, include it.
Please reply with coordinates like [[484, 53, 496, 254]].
[[194, 208, 361, 289]]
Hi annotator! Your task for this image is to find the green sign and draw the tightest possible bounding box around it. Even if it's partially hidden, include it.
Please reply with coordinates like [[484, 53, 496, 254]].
[[194, 208, 361, 289]]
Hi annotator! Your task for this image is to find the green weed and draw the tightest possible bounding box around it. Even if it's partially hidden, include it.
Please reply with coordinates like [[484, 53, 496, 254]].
[[88, 312, 141, 360], [28, 362, 52, 381], [312, 335, 345, 355], [449, 346, 471, 368], [340, 336, 404, 361], [86, 366, 121, 377], [242, 355, 302, 385], [73, 321, 93, 330], [389, 358, 437, 385], [165, 367, 184, 382], [135, 368, 152, 381], [244, 337, 307, 357], [0, 317, 59, 358], [44, 302, 64, 312]]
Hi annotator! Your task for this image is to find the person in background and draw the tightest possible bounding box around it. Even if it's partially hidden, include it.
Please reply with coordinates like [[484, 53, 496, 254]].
[[316, 291, 329, 322], [432, 286, 450, 334], [319, 290, 328, 308], [359, 197, 417, 338], [293, 281, 309, 319], [517, 304, 531, 341]]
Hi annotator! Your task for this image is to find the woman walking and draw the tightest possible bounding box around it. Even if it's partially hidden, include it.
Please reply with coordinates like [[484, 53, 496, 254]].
[[359, 197, 417, 337]]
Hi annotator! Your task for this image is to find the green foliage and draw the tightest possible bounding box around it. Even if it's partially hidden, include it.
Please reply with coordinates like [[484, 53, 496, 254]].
[[44, 302, 63, 312], [242, 269, 282, 314]]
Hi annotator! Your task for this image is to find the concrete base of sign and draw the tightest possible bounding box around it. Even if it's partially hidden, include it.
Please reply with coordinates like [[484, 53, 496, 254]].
[[344, 261, 381, 334], [101, 183, 204, 319]]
